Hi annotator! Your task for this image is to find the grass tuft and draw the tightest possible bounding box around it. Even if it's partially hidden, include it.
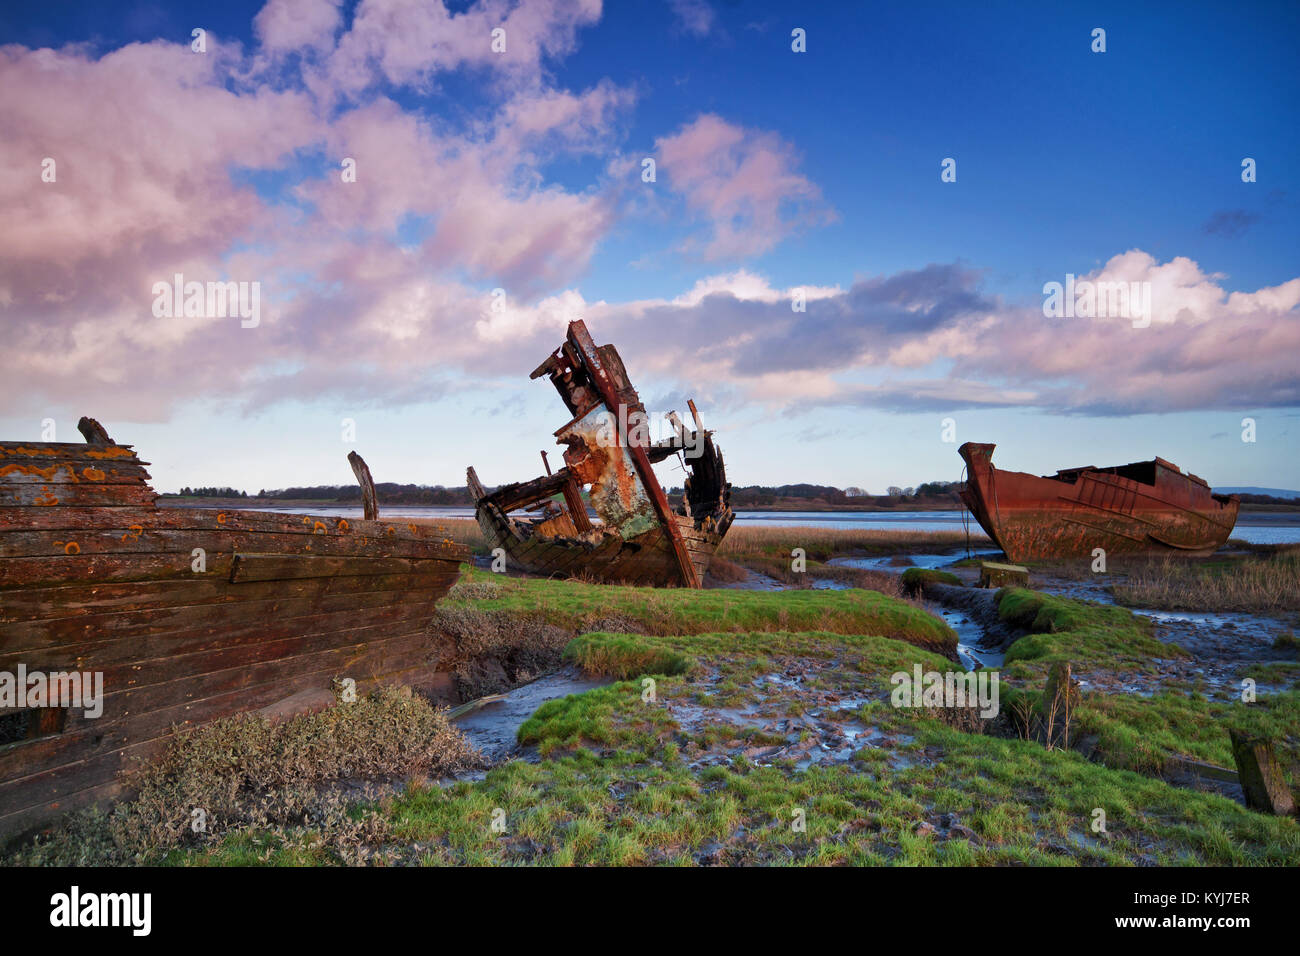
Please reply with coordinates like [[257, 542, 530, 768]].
[[565, 633, 696, 680]]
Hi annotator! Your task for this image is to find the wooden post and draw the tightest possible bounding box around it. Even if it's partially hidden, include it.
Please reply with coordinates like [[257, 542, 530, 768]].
[[540, 450, 552, 475], [1229, 730, 1296, 815], [347, 451, 379, 521], [77, 416, 113, 444]]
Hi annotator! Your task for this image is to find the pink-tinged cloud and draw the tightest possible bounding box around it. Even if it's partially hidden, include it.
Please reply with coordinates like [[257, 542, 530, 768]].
[[254, 0, 344, 52], [322, 0, 602, 96], [0, 3, 627, 421], [0, 42, 318, 274], [294, 82, 629, 291], [2, 3, 1294, 429], [655, 114, 832, 259], [947, 251, 1300, 414]]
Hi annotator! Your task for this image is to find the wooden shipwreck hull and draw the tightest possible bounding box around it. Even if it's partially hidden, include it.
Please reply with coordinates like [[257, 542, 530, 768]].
[[958, 442, 1239, 563], [470, 320, 733, 588], [0, 419, 467, 839]]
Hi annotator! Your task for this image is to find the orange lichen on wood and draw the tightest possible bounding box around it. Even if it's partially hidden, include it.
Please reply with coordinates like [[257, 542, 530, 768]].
[[0, 463, 79, 482]]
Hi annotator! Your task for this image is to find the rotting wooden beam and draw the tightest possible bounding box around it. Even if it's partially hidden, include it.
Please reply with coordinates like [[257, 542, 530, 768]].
[[482, 468, 572, 513], [466, 466, 486, 502], [647, 430, 704, 463], [347, 451, 379, 520], [76, 417, 113, 445], [561, 479, 593, 532], [567, 320, 699, 588], [687, 399, 705, 435]]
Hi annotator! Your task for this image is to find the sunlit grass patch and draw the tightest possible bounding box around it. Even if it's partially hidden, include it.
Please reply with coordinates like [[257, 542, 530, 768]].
[[998, 588, 1176, 673], [443, 567, 958, 656]]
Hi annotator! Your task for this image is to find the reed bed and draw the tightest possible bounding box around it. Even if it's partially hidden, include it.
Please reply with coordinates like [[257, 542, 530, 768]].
[[410, 516, 487, 553], [1112, 546, 1300, 613], [719, 523, 985, 563], [417, 515, 987, 565]]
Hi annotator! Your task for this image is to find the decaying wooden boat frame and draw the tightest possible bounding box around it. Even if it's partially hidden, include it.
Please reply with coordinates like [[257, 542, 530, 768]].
[[0, 417, 468, 839], [468, 320, 734, 588]]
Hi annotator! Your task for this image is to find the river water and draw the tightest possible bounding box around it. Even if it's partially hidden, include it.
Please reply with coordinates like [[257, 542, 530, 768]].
[[231, 505, 1300, 544]]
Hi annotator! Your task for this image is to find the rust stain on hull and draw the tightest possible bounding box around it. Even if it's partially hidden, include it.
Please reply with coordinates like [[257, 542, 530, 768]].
[[958, 442, 1239, 563], [469, 319, 734, 588], [0, 420, 468, 839]]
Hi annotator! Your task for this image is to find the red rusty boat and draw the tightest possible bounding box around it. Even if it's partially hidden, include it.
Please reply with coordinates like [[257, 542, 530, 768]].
[[958, 442, 1239, 562]]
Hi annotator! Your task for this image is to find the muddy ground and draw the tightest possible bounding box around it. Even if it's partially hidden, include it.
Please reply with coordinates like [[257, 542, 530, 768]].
[[432, 545, 1298, 825]]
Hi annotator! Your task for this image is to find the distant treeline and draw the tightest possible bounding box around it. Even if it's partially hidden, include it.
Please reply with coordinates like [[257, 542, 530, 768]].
[[168, 480, 964, 507], [254, 483, 478, 504], [165, 483, 1299, 510], [176, 487, 251, 498], [1235, 493, 1300, 507], [729, 481, 960, 508]]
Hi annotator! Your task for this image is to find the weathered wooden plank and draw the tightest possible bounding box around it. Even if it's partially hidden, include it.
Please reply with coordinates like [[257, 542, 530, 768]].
[[0, 583, 453, 679], [483, 469, 572, 513], [85, 605, 442, 703], [604, 527, 664, 581], [0, 568, 458, 655], [0, 418, 473, 838], [1229, 730, 1297, 815], [0, 527, 456, 561], [0, 458, 151, 485], [0, 505, 461, 548], [0, 565, 463, 626], [0, 781, 126, 842], [0, 551, 235, 589], [229, 552, 448, 583], [0, 442, 142, 462], [0, 481, 157, 508]]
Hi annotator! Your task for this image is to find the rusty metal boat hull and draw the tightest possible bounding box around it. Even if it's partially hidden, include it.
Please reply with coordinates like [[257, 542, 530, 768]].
[[957, 442, 1239, 563], [0, 421, 467, 838], [469, 320, 734, 588]]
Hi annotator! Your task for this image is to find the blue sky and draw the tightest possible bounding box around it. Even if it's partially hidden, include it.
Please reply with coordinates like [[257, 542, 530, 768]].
[[1, 0, 1297, 494]]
